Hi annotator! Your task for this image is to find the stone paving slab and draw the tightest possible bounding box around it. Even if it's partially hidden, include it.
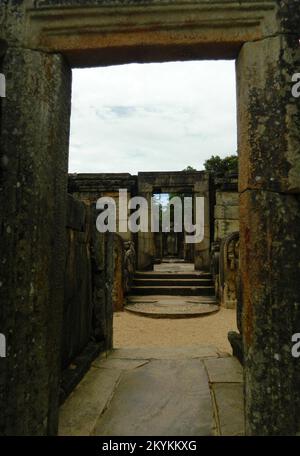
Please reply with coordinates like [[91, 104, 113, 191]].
[[204, 357, 243, 383], [59, 348, 244, 437], [92, 357, 149, 370], [212, 383, 245, 436], [109, 346, 220, 360], [58, 366, 121, 436], [92, 359, 214, 436]]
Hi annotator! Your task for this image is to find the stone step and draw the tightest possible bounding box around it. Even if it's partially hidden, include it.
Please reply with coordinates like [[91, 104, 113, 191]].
[[133, 278, 214, 287], [134, 271, 212, 280], [130, 286, 215, 296]]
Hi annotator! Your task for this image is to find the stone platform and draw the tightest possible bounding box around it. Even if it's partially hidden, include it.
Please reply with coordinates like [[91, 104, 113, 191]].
[[125, 295, 219, 318], [59, 347, 244, 436]]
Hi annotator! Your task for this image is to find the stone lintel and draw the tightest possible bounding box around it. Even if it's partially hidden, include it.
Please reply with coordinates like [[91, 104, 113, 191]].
[[7, 1, 278, 66]]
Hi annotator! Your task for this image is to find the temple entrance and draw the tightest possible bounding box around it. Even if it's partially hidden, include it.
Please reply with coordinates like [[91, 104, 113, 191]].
[[153, 193, 194, 263], [2, 0, 300, 437]]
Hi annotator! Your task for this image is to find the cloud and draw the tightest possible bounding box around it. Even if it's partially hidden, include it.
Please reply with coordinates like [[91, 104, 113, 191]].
[[69, 60, 237, 174]]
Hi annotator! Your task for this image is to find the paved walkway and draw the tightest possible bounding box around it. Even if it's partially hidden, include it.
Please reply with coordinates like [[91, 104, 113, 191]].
[[59, 347, 244, 436]]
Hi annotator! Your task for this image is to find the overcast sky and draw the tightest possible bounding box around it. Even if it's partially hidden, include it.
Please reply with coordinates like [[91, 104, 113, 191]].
[[69, 60, 237, 174]]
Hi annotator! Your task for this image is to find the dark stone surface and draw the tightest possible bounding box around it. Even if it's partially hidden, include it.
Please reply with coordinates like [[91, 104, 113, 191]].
[[93, 358, 214, 436], [91, 207, 113, 351], [60, 340, 105, 404], [62, 205, 93, 370], [66, 194, 86, 231], [228, 331, 244, 366], [68, 173, 137, 199], [237, 34, 300, 194], [240, 190, 300, 435], [62, 201, 114, 401], [0, 47, 71, 435]]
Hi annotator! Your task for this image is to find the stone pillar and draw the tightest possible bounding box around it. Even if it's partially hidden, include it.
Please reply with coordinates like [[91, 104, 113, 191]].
[[137, 191, 155, 270], [0, 48, 71, 435], [193, 177, 210, 271], [237, 31, 300, 435]]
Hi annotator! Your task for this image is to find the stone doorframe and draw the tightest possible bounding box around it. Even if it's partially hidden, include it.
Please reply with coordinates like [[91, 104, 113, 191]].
[[137, 171, 210, 271], [1, 0, 300, 436]]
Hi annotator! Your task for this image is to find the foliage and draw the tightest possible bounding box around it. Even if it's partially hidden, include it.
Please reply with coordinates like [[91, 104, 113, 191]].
[[203, 155, 238, 175], [182, 165, 197, 172]]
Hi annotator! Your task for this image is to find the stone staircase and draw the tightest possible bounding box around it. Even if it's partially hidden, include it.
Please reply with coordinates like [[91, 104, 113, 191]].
[[130, 271, 215, 297]]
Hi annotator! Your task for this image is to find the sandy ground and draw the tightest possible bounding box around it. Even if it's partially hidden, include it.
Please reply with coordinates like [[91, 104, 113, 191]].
[[113, 307, 237, 354]]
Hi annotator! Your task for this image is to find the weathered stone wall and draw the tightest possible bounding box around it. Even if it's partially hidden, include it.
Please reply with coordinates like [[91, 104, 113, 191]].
[[137, 171, 210, 270], [211, 174, 239, 309], [62, 195, 93, 369], [237, 14, 300, 434], [218, 232, 239, 309], [68, 173, 137, 243], [0, 47, 72, 436], [112, 234, 124, 312], [214, 174, 239, 242], [124, 241, 136, 293], [61, 195, 114, 400], [1, 0, 300, 437]]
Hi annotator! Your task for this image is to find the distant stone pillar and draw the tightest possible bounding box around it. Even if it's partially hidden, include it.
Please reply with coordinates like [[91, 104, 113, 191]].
[[194, 174, 210, 270], [137, 191, 155, 270], [237, 26, 300, 435], [0, 48, 71, 435]]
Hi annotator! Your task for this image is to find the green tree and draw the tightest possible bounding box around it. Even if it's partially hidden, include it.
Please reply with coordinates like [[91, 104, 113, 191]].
[[204, 154, 238, 175], [182, 165, 197, 172]]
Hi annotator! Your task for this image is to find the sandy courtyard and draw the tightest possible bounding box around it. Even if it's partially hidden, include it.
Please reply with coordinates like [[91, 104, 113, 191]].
[[113, 307, 237, 354]]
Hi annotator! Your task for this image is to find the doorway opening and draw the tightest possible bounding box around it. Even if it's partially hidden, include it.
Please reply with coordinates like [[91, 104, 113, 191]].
[[65, 60, 238, 361]]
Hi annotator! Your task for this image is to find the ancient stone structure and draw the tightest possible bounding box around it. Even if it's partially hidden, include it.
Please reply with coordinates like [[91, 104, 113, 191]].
[[211, 174, 240, 309], [69, 171, 210, 271], [219, 232, 240, 309], [214, 174, 239, 242], [137, 171, 210, 270], [123, 241, 136, 294], [69, 173, 137, 243], [1, 0, 300, 436], [61, 195, 114, 402]]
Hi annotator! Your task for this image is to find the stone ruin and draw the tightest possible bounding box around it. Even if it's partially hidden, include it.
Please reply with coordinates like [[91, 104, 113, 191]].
[[0, 0, 300, 436]]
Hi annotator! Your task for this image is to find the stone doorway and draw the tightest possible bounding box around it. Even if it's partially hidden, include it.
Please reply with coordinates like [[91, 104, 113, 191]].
[[153, 192, 195, 264], [1, 0, 300, 437]]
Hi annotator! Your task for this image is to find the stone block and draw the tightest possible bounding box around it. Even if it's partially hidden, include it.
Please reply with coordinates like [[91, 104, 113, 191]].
[[240, 189, 300, 435], [92, 359, 214, 436], [59, 366, 121, 436], [214, 220, 239, 241], [66, 194, 86, 232], [204, 357, 243, 383], [0, 47, 71, 435], [237, 34, 300, 193], [109, 346, 219, 360], [216, 191, 239, 206], [212, 383, 245, 436], [214, 205, 239, 220], [112, 234, 124, 312]]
